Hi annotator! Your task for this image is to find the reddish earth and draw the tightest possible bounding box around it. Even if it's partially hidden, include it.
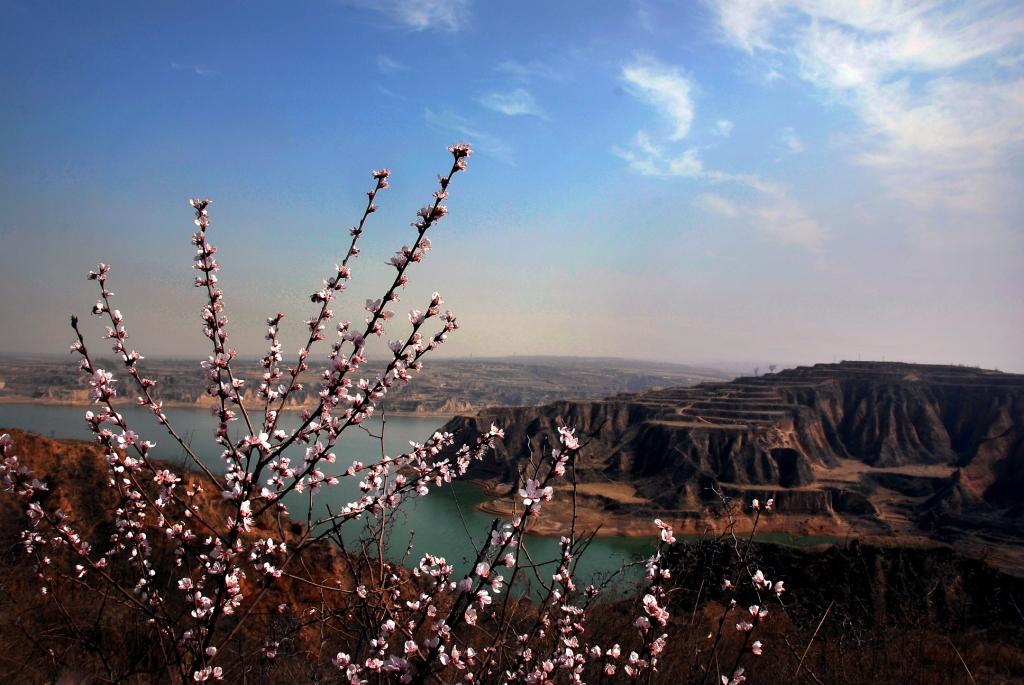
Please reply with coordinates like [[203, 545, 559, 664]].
[[444, 362, 1024, 574]]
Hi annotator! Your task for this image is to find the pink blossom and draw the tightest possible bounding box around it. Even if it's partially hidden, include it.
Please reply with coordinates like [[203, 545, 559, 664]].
[[722, 668, 747, 685], [464, 605, 478, 625], [518, 478, 553, 508], [557, 426, 579, 450], [653, 518, 676, 544]]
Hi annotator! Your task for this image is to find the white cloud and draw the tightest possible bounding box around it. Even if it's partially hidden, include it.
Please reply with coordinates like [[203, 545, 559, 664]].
[[361, 0, 471, 32], [613, 132, 703, 178], [714, 0, 780, 52], [424, 108, 514, 163], [621, 57, 695, 141], [617, 54, 828, 252], [694, 193, 739, 218], [711, 0, 1024, 243], [615, 59, 703, 178], [478, 88, 546, 118], [780, 126, 803, 153], [716, 0, 1024, 59], [376, 54, 406, 74], [753, 194, 828, 251]]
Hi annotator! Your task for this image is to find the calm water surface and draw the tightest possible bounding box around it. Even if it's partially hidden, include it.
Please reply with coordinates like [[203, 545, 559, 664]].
[[0, 403, 655, 593]]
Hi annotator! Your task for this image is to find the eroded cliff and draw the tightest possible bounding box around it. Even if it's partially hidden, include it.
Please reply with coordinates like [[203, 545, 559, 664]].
[[442, 362, 1024, 551]]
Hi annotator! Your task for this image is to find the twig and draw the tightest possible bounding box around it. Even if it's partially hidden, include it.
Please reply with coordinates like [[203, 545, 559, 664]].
[[794, 600, 833, 680], [946, 637, 977, 685]]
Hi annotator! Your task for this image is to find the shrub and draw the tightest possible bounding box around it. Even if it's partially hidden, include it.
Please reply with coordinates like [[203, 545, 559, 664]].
[[0, 145, 785, 684]]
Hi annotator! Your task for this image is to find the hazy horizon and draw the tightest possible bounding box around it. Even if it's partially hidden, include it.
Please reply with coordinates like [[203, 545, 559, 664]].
[[1, 2, 1022, 372], [0, 351, 1016, 379]]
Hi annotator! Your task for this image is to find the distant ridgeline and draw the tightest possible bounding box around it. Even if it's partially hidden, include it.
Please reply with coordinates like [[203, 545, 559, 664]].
[[444, 362, 1024, 543], [0, 356, 729, 415]]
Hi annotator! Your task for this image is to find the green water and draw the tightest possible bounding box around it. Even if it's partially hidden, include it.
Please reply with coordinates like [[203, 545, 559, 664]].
[[674, 532, 842, 549], [0, 403, 842, 593], [0, 402, 655, 592]]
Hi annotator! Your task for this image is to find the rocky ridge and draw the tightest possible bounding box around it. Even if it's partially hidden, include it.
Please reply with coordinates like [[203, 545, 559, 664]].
[[442, 362, 1024, 565]]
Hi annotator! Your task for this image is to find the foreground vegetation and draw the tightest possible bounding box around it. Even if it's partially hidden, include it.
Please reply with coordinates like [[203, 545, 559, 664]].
[[1, 146, 1019, 683], [4, 429, 1021, 683]]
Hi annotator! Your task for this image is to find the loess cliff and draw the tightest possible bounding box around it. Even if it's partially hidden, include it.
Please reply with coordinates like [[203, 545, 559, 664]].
[[442, 362, 1024, 560]]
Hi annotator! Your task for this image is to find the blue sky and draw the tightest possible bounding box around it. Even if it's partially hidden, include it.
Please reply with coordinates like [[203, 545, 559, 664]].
[[1, 1, 1022, 371]]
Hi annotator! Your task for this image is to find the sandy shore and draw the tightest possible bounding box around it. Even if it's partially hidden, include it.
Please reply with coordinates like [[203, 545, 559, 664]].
[[468, 478, 944, 548]]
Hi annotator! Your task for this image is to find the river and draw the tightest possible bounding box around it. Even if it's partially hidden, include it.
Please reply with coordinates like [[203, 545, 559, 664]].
[[0, 402, 656, 593]]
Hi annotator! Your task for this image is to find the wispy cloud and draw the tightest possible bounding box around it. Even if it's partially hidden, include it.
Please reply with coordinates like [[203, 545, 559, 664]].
[[621, 57, 695, 140], [613, 132, 703, 178], [712, 0, 1024, 244], [376, 54, 406, 74], [616, 55, 827, 251], [753, 194, 827, 251], [693, 192, 739, 218], [424, 108, 514, 163], [692, 185, 827, 250], [357, 0, 472, 32], [780, 126, 803, 153], [632, 0, 656, 33], [698, 188, 828, 250], [377, 84, 406, 100], [494, 57, 571, 86], [614, 57, 701, 177], [170, 62, 217, 77], [478, 88, 546, 118]]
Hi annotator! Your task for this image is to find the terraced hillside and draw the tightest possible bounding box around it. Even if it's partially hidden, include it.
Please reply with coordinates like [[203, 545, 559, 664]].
[[443, 362, 1024, 558]]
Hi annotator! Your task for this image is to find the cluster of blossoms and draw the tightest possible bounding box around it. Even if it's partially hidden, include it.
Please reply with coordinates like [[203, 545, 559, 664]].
[[3, 146, 520, 682], [0, 142, 788, 683], [694, 495, 788, 685]]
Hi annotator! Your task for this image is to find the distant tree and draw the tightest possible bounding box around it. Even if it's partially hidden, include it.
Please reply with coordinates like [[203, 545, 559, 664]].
[[768, 364, 777, 374], [753, 366, 760, 377]]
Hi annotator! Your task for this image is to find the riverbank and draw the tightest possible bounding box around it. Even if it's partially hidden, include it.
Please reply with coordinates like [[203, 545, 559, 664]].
[[469, 477, 1024, 575], [470, 477, 861, 542], [0, 396, 457, 418]]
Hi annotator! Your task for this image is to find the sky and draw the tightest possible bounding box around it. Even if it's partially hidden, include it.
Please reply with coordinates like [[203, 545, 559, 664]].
[[0, 1, 1022, 372]]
